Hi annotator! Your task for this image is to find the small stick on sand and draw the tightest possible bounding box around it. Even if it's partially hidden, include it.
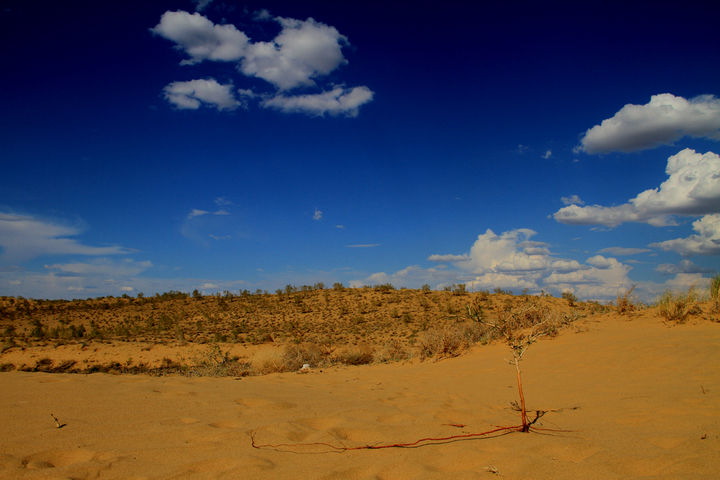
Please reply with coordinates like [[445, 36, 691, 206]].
[[50, 414, 62, 428]]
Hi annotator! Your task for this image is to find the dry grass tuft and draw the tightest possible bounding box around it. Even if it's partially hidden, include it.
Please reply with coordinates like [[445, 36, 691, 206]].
[[616, 285, 637, 314], [250, 346, 288, 374], [657, 286, 702, 323]]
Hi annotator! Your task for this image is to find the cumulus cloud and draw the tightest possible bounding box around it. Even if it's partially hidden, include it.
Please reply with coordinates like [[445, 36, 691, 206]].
[[358, 228, 644, 300], [561, 195, 584, 206], [162, 79, 243, 111], [239, 16, 348, 91], [151, 11, 249, 64], [152, 10, 373, 116], [313, 209, 322, 220], [554, 149, 720, 227], [0, 213, 130, 264], [656, 259, 715, 275], [262, 86, 374, 117], [649, 214, 720, 256], [578, 94, 720, 154]]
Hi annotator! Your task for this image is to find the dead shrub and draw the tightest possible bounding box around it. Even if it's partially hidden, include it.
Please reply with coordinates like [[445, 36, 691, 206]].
[[336, 344, 375, 365], [372, 340, 410, 363], [656, 287, 702, 323], [251, 346, 288, 374], [418, 322, 485, 358]]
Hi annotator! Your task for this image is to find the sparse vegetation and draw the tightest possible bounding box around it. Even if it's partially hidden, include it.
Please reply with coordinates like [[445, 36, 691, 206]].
[[0, 284, 714, 376], [656, 286, 702, 323]]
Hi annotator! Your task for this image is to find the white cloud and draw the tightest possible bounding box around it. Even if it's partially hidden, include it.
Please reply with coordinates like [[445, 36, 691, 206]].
[[152, 11, 373, 117], [240, 16, 348, 91], [162, 79, 243, 111], [0, 213, 130, 264], [597, 247, 651, 255], [428, 254, 470, 262], [578, 94, 720, 154], [656, 259, 715, 275], [44, 259, 153, 278], [188, 208, 230, 219], [214, 197, 234, 206], [336, 225, 345, 229], [151, 11, 249, 65], [561, 195, 584, 206], [346, 244, 380, 248], [649, 214, 720, 256], [542, 150, 552, 159], [554, 149, 720, 227], [313, 209, 322, 220], [261, 86, 374, 117], [585, 255, 612, 269]]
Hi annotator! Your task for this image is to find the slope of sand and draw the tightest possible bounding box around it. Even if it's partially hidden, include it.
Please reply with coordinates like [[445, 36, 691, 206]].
[[1, 311, 718, 479]]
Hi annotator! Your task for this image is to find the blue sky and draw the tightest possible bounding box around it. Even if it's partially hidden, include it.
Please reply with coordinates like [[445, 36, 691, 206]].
[[1, 0, 719, 301]]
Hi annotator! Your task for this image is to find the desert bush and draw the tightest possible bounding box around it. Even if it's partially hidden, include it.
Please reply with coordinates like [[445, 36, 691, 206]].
[[710, 274, 720, 312], [283, 342, 326, 370], [336, 344, 375, 365], [561, 291, 578, 306], [372, 340, 410, 363], [616, 285, 637, 314], [657, 287, 702, 323], [251, 346, 289, 374], [186, 344, 247, 377], [417, 322, 485, 358]]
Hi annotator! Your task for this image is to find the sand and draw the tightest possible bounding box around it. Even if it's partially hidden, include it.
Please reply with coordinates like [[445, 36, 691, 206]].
[[1, 310, 718, 479]]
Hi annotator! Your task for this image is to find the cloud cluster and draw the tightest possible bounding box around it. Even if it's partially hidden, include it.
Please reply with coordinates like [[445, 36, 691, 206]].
[[152, 10, 373, 116], [0, 213, 130, 265], [354, 227, 649, 300], [649, 214, 720, 256], [578, 94, 720, 154], [553, 149, 720, 227]]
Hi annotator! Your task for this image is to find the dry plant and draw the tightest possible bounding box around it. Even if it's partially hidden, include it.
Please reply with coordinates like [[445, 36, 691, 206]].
[[465, 297, 575, 431], [616, 285, 637, 314], [656, 286, 702, 323], [417, 323, 484, 358], [710, 274, 720, 312]]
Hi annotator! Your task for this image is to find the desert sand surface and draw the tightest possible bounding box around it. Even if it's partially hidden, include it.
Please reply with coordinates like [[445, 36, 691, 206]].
[[1, 303, 719, 479]]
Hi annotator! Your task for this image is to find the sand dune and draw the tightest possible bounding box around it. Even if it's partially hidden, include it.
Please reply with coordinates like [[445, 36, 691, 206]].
[[1, 310, 718, 479]]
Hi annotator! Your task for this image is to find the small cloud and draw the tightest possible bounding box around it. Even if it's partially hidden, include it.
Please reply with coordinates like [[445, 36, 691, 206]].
[[192, 0, 213, 12], [597, 247, 651, 255], [578, 93, 720, 154], [214, 197, 234, 206], [252, 9, 272, 21], [561, 195, 585, 206], [188, 209, 210, 219], [208, 234, 231, 240], [120, 286, 135, 292], [428, 254, 470, 262], [542, 150, 552, 159], [313, 209, 323, 220], [188, 209, 230, 219], [162, 79, 244, 111], [336, 225, 345, 229], [346, 244, 380, 248], [517, 144, 529, 154], [656, 259, 714, 275]]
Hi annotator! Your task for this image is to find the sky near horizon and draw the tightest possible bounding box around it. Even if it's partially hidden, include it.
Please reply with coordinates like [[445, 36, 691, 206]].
[[1, 0, 720, 302]]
